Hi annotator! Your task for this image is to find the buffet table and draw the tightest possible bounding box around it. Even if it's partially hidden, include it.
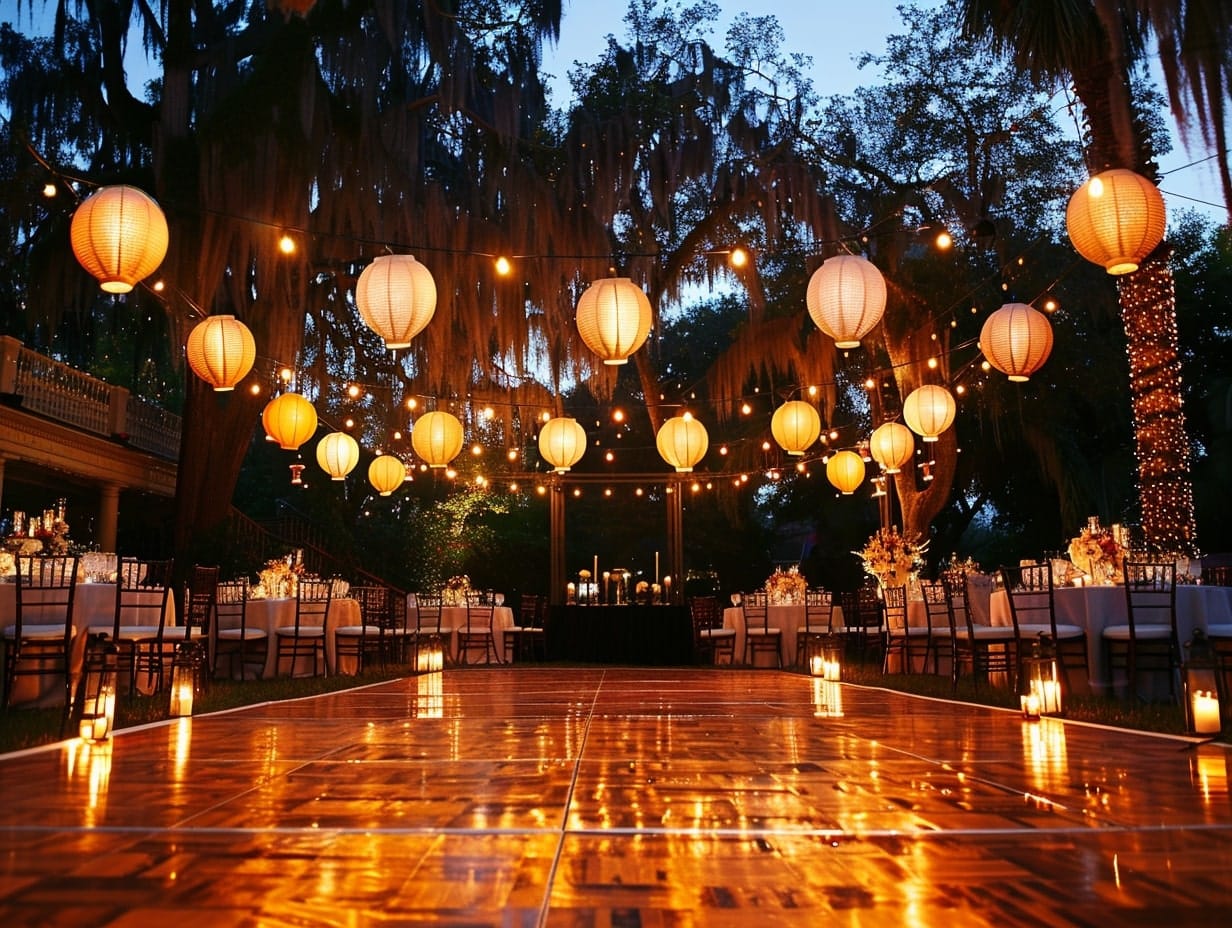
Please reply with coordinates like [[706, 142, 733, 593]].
[[0, 581, 176, 704], [546, 604, 693, 664], [989, 583, 1232, 693], [215, 596, 361, 678]]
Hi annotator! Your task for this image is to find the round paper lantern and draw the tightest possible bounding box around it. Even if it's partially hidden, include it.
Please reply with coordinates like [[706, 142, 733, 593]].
[[980, 303, 1054, 382], [411, 410, 464, 468], [902, 385, 956, 443], [1066, 169, 1166, 275], [575, 277, 653, 365], [185, 315, 256, 391], [826, 450, 866, 494], [262, 392, 318, 450], [806, 254, 886, 349], [869, 422, 914, 474], [355, 254, 437, 349], [656, 413, 709, 472], [538, 417, 587, 473], [70, 185, 169, 293], [316, 431, 360, 481], [368, 454, 407, 495], [770, 401, 821, 456]]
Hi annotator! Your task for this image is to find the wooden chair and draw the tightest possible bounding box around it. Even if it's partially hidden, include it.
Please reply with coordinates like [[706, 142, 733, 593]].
[[214, 578, 267, 679], [504, 593, 546, 663], [837, 584, 884, 666], [273, 578, 332, 676], [741, 592, 782, 667], [163, 564, 219, 651], [919, 579, 955, 677], [335, 585, 388, 674], [946, 574, 1016, 690], [1000, 563, 1088, 697], [881, 585, 928, 673], [795, 589, 835, 669], [458, 600, 498, 664], [104, 557, 174, 695], [689, 595, 736, 665], [3, 555, 79, 716], [1103, 560, 1179, 700]]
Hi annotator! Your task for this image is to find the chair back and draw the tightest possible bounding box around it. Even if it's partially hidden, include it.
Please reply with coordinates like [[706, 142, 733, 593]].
[[919, 579, 950, 638], [353, 585, 390, 628], [415, 594, 443, 634], [688, 595, 722, 632], [1122, 560, 1177, 636], [519, 593, 543, 628], [182, 565, 220, 641], [464, 601, 494, 634], [114, 557, 174, 637], [882, 585, 908, 634], [1000, 563, 1057, 639], [14, 554, 79, 638], [741, 591, 769, 633], [804, 590, 833, 630], [293, 578, 333, 633], [942, 574, 974, 637], [215, 577, 250, 635]]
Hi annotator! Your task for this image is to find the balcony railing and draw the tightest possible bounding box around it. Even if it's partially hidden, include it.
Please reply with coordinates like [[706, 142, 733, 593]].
[[0, 335, 181, 460]]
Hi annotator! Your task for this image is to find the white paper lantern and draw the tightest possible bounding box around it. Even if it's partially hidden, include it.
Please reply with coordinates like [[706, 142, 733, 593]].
[[538, 417, 587, 473], [806, 255, 886, 348], [980, 303, 1054, 382], [902, 385, 956, 442], [656, 413, 709, 472], [355, 254, 437, 349], [575, 277, 653, 365], [869, 422, 914, 474], [186, 315, 256, 391]]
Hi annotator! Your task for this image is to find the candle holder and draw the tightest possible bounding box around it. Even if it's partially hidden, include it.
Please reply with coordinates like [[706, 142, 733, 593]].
[[1021, 634, 1063, 718], [169, 640, 206, 717], [1183, 630, 1224, 736], [74, 633, 119, 742]]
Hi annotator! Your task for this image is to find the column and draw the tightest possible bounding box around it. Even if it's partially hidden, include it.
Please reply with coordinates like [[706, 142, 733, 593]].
[[666, 478, 684, 605], [98, 483, 121, 552], [549, 478, 566, 606]]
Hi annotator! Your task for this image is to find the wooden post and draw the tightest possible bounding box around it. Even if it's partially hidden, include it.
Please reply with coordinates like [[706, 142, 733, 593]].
[[549, 477, 566, 605], [666, 477, 684, 604]]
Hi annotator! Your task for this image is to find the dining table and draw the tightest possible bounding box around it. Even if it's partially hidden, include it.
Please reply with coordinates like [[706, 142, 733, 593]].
[[404, 601, 517, 664], [0, 580, 177, 705], [215, 595, 362, 678], [988, 582, 1232, 694], [722, 603, 847, 668]]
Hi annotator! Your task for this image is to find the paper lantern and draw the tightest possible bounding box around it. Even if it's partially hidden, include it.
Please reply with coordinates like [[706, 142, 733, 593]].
[[355, 254, 437, 349], [806, 254, 886, 348], [262, 392, 318, 450], [1066, 169, 1166, 275], [771, 401, 821, 456], [70, 185, 169, 294], [185, 315, 256, 391], [368, 454, 407, 495], [980, 303, 1054, 382], [412, 410, 464, 467], [656, 413, 709, 472], [575, 277, 653, 365], [869, 421, 914, 474], [316, 431, 360, 480], [538, 417, 587, 473], [826, 450, 865, 494], [902, 385, 956, 442]]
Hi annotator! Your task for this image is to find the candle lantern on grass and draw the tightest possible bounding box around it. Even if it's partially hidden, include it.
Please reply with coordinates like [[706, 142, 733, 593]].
[[169, 641, 206, 717], [1021, 634, 1062, 718], [808, 635, 843, 681], [1183, 630, 1224, 736], [75, 634, 119, 742], [416, 635, 445, 674]]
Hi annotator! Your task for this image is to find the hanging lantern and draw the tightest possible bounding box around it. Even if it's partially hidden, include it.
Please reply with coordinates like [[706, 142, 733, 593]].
[[185, 315, 256, 391], [805, 254, 886, 348], [412, 410, 464, 468], [869, 421, 914, 474], [262, 392, 318, 450], [902, 385, 956, 442], [1065, 169, 1166, 275], [354, 254, 437, 349], [368, 454, 407, 495], [826, 450, 865, 494], [69, 185, 169, 294], [771, 401, 821, 456], [316, 431, 360, 480], [538, 417, 587, 473], [74, 633, 118, 743], [575, 277, 653, 365], [656, 413, 708, 472], [980, 303, 1053, 382]]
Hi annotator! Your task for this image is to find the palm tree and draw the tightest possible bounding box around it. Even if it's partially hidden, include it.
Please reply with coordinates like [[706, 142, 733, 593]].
[[959, 0, 1223, 553]]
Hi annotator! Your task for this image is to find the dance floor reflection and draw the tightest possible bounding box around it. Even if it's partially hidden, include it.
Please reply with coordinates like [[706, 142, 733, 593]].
[[1, 668, 1230, 925]]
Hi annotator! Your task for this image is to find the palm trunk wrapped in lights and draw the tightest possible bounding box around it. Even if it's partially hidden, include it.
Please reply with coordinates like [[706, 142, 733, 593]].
[[1117, 247, 1197, 553]]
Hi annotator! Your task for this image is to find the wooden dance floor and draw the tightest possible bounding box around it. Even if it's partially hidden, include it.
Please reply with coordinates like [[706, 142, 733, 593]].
[[1, 667, 1230, 925]]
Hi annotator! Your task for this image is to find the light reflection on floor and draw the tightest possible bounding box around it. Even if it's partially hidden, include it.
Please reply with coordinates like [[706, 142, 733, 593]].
[[2, 667, 1231, 925]]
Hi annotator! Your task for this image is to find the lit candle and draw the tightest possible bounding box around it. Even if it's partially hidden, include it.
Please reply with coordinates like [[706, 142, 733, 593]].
[[594, 555, 599, 582], [810, 654, 824, 677], [1193, 691, 1222, 735], [655, 551, 660, 582], [663, 575, 671, 601], [1032, 679, 1062, 715], [1021, 694, 1041, 720]]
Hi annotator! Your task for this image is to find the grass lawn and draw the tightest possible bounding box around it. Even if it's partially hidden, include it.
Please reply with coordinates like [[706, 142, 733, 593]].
[[1, 660, 1226, 755]]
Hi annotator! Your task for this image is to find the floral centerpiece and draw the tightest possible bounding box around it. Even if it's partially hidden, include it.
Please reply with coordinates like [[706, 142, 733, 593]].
[[0, 550, 14, 579], [856, 526, 928, 589], [765, 566, 808, 605], [1068, 525, 1125, 584], [443, 574, 471, 606], [254, 554, 306, 599]]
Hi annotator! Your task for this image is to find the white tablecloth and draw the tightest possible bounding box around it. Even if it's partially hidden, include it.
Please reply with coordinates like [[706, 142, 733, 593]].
[[989, 583, 1232, 692], [217, 597, 361, 678], [0, 581, 177, 704], [407, 604, 516, 663], [723, 604, 845, 667]]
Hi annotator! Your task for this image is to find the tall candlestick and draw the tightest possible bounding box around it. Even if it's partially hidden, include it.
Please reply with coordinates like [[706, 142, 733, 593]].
[[594, 555, 599, 583], [655, 551, 660, 582]]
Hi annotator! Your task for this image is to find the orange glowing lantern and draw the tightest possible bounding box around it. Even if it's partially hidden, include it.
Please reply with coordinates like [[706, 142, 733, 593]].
[[411, 410, 464, 468], [538, 417, 587, 473], [70, 185, 169, 294], [980, 303, 1054, 382], [826, 450, 865, 494], [262, 392, 318, 450], [1066, 169, 1166, 275], [771, 401, 821, 456], [368, 454, 407, 495], [902, 385, 956, 442], [656, 413, 709, 472], [185, 315, 256, 391]]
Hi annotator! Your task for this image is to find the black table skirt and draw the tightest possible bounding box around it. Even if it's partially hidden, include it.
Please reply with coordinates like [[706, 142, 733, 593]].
[[545, 605, 694, 665]]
